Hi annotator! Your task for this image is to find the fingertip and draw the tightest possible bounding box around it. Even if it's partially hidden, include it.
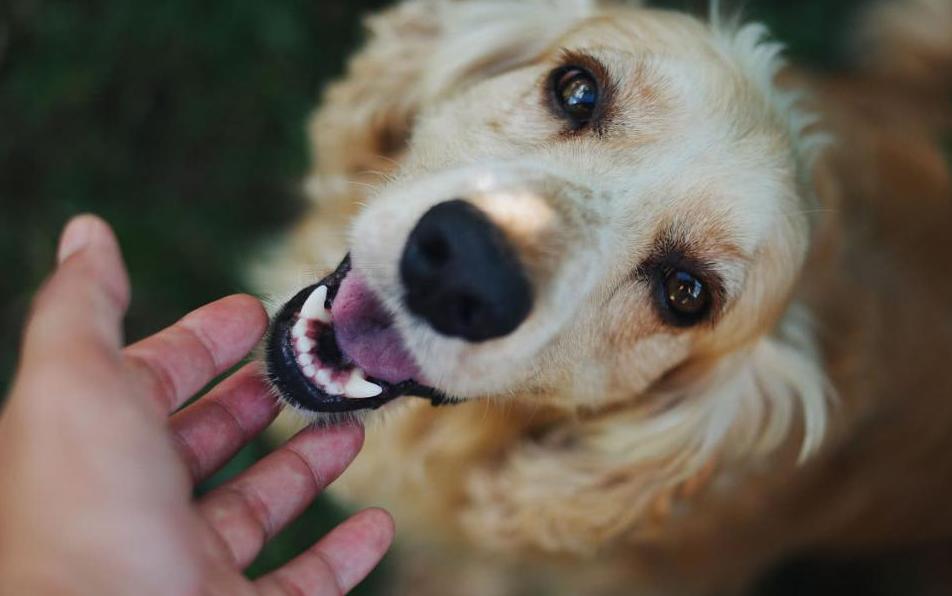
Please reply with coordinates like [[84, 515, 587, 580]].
[[53, 214, 130, 311], [188, 294, 270, 343], [57, 214, 117, 264], [222, 293, 269, 332], [290, 421, 366, 482], [297, 419, 365, 452], [360, 507, 396, 546], [316, 507, 395, 591], [344, 417, 366, 440], [339, 419, 366, 451]]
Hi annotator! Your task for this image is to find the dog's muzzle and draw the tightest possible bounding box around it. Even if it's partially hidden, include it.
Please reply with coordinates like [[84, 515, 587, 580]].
[[265, 200, 534, 413]]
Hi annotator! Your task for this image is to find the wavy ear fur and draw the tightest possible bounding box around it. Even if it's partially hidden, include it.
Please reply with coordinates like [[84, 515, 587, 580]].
[[462, 308, 832, 555], [305, 0, 595, 203]]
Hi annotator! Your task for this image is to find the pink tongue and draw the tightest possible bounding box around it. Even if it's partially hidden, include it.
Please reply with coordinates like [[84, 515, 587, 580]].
[[331, 271, 422, 384]]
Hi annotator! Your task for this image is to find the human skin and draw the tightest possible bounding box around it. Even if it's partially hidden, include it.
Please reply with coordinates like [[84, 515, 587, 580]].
[[0, 215, 394, 596]]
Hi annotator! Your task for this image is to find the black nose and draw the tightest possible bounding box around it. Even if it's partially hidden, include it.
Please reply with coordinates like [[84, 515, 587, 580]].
[[400, 199, 533, 342]]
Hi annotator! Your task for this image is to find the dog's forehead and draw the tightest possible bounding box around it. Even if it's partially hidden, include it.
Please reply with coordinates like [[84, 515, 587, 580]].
[[552, 10, 714, 55]]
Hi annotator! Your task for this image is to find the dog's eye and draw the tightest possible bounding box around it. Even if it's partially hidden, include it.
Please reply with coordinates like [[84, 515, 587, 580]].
[[662, 270, 711, 326], [553, 67, 598, 124]]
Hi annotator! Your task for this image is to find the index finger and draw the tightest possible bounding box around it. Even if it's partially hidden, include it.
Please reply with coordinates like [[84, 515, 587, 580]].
[[123, 294, 268, 414]]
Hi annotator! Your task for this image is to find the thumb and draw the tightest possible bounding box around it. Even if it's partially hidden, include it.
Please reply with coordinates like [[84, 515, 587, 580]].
[[21, 215, 131, 370]]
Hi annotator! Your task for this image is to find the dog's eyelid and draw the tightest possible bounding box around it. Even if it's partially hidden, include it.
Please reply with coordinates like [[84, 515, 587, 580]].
[[555, 49, 611, 84]]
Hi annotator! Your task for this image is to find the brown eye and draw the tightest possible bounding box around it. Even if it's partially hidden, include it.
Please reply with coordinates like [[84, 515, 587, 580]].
[[662, 270, 711, 326], [553, 67, 598, 124]]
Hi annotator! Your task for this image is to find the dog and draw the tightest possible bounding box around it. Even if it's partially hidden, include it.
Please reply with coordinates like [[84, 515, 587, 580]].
[[253, 0, 952, 593]]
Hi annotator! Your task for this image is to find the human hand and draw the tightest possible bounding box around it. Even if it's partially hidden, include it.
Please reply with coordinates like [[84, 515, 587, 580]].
[[0, 215, 393, 596]]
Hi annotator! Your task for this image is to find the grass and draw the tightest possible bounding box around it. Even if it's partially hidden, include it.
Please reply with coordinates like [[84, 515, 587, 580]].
[[0, 0, 873, 592]]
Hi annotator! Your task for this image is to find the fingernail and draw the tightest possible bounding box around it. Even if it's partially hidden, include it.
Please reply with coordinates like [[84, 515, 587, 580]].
[[57, 215, 98, 264]]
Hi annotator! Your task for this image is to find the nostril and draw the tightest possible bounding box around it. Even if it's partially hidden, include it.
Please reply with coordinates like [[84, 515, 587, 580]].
[[418, 231, 451, 269]]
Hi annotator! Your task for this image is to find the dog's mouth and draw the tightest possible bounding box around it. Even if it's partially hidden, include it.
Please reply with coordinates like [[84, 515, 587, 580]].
[[265, 255, 449, 412]]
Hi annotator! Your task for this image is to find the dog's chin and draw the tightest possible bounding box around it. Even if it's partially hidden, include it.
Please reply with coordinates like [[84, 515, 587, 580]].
[[265, 255, 452, 418]]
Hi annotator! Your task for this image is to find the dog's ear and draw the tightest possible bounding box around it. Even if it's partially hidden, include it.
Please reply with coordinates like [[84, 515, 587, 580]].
[[306, 0, 595, 194], [460, 315, 832, 555]]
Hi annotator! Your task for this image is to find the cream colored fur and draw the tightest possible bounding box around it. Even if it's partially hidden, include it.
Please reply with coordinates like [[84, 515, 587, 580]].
[[253, 0, 952, 593]]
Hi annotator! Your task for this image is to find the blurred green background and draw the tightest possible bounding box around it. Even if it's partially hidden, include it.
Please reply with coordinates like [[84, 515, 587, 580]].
[[0, 0, 872, 592]]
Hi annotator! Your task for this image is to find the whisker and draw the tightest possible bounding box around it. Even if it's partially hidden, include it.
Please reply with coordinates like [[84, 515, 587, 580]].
[[344, 180, 381, 192]]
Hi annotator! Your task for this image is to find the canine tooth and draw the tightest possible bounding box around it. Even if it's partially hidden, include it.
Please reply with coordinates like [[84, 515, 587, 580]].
[[291, 318, 308, 339], [344, 370, 383, 399], [295, 337, 315, 353], [301, 285, 331, 323], [297, 353, 313, 367]]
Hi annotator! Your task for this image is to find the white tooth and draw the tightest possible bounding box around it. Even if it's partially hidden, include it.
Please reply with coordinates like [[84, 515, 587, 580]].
[[291, 318, 308, 339], [302, 364, 317, 378], [297, 353, 313, 367], [314, 368, 344, 396], [301, 285, 331, 323], [295, 337, 315, 353], [344, 369, 383, 399]]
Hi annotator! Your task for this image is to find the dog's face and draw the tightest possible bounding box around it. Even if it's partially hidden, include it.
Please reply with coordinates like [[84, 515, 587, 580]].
[[267, 7, 820, 425]]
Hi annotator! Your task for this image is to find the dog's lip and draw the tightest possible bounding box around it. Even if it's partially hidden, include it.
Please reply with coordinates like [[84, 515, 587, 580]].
[[265, 255, 450, 413]]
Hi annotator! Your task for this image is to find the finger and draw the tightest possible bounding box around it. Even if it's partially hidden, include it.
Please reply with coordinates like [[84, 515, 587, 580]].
[[198, 423, 364, 568], [169, 362, 280, 483], [20, 215, 130, 376], [123, 294, 268, 414], [256, 508, 394, 596]]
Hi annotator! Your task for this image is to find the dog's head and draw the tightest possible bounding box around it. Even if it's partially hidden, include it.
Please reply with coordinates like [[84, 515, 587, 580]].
[[267, 1, 829, 463]]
